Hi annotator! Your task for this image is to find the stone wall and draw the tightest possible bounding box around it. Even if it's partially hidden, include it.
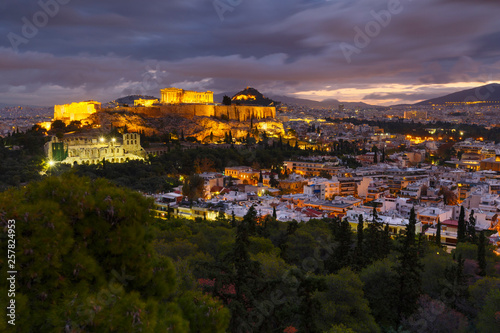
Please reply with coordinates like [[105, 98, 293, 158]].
[[120, 104, 275, 121]]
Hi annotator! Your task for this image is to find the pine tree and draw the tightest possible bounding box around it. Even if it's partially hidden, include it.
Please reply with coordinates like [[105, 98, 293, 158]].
[[435, 218, 442, 247], [457, 206, 466, 243], [478, 230, 487, 276]]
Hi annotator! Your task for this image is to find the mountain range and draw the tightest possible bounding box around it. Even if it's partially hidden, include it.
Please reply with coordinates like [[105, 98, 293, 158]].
[[415, 83, 500, 106]]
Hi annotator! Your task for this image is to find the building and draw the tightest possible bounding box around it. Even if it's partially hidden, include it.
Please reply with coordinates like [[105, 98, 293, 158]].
[[54, 101, 101, 123], [416, 207, 453, 225], [45, 133, 145, 165], [404, 110, 427, 120], [283, 160, 340, 177], [160, 88, 213, 104], [134, 98, 159, 107]]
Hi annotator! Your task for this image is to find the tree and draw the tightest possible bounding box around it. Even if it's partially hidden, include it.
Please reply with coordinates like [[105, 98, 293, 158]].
[[313, 269, 380, 333], [0, 174, 196, 332], [231, 210, 237, 227], [269, 172, 279, 188], [467, 210, 477, 243], [395, 206, 422, 324], [355, 214, 365, 268], [319, 169, 332, 179], [360, 259, 399, 328], [222, 95, 232, 105], [457, 206, 466, 243], [478, 230, 487, 276], [435, 218, 442, 247], [373, 151, 378, 164], [182, 174, 206, 202], [258, 170, 263, 184], [227, 205, 264, 332], [272, 206, 277, 219], [477, 289, 500, 333]]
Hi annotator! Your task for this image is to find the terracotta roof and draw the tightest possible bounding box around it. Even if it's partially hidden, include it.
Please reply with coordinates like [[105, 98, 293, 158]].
[[442, 219, 458, 226]]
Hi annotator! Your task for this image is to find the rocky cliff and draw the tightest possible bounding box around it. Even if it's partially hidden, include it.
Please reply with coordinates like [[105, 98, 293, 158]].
[[86, 110, 284, 141]]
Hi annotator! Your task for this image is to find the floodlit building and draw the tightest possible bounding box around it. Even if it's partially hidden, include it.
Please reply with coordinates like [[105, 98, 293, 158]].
[[160, 88, 213, 104], [54, 101, 101, 123], [45, 133, 145, 165]]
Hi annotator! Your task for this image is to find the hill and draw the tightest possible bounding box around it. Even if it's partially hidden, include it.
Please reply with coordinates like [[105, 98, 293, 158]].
[[106, 95, 159, 107], [216, 91, 377, 109], [415, 83, 500, 106], [231, 87, 277, 106]]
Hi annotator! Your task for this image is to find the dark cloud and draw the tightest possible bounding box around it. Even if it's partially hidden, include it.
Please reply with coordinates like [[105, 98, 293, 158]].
[[0, 0, 499, 105]]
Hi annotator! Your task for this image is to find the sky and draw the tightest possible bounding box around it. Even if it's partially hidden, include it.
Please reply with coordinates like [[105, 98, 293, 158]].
[[0, 0, 499, 106]]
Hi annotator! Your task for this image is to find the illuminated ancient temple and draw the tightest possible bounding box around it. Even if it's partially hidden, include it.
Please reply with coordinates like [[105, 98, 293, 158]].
[[160, 88, 213, 104]]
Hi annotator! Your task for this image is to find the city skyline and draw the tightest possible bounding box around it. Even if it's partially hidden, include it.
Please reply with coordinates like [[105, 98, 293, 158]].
[[1, 0, 500, 106]]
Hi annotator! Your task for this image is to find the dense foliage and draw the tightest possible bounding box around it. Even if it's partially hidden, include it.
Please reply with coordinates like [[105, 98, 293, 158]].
[[1, 175, 500, 332]]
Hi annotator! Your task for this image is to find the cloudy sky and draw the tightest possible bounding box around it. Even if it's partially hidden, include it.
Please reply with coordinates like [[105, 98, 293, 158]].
[[1, 0, 499, 106]]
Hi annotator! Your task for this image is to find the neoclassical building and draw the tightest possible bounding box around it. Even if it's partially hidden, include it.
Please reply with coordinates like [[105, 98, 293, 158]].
[[45, 133, 145, 165], [160, 88, 213, 104]]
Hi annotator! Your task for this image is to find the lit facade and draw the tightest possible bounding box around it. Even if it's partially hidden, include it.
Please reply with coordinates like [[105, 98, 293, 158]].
[[134, 98, 159, 107], [54, 101, 101, 123], [45, 133, 145, 165]]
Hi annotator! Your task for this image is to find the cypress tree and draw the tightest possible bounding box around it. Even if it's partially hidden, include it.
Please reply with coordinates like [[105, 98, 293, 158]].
[[435, 218, 442, 247], [355, 214, 365, 269], [478, 230, 487, 276], [457, 206, 466, 243], [272, 206, 277, 219], [468, 210, 477, 243], [258, 170, 263, 183], [357, 214, 364, 251], [396, 206, 421, 324], [231, 210, 236, 227]]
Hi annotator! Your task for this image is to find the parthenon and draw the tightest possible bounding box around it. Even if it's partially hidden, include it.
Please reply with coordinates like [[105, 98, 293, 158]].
[[160, 88, 213, 104]]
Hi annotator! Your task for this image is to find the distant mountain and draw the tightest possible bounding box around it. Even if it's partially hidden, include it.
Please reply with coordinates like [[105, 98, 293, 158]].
[[415, 83, 500, 106]]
